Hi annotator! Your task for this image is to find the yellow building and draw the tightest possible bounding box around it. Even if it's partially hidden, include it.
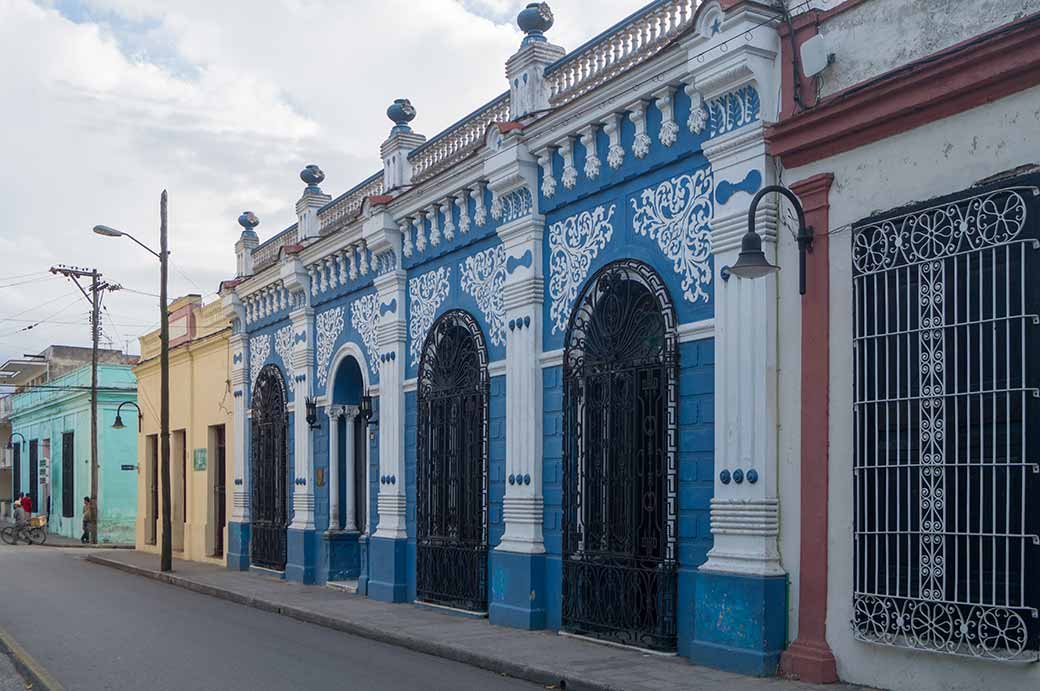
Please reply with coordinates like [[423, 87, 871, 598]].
[[133, 295, 233, 564]]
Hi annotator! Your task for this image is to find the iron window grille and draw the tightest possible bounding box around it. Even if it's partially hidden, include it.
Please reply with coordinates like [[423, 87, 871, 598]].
[[416, 309, 490, 613], [851, 172, 1040, 662], [561, 259, 680, 652]]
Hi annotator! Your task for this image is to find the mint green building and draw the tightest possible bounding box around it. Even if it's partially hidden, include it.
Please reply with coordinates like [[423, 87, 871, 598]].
[[8, 362, 139, 543]]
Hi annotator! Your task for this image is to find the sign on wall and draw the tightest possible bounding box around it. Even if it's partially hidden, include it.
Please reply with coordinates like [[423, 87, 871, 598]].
[[193, 448, 207, 471]]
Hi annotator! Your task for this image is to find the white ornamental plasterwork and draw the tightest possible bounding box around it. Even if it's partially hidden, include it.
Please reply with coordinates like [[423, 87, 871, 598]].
[[548, 203, 616, 334], [350, 294, 380, 375], [315, 306, 345, 387], [459, 245, 507, 347], [408, 266, 452, 366], [249, 333, 271, 387], [274, 325, 293, 368], [631, 169, 714, 304]]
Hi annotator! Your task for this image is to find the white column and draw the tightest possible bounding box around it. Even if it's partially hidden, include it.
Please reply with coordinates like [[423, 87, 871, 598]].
[[343, 406, 359, 532], [326, 405, 341, 531], [496, 214, 545, 554], [373, 270, 408, 540], [229, 332, 250, 524], [701, 121, 784, 577]]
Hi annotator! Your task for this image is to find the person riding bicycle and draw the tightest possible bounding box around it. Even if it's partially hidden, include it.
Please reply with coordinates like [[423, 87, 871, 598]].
[[12, 499, 26, 529]]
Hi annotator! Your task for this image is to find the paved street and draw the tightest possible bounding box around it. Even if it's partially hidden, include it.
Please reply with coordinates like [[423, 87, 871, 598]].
[[0, 544, 537, 691]]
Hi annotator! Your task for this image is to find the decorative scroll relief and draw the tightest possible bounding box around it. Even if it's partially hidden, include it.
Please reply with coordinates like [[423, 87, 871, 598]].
[[249, 334, 271, 388], [350, 294, 380, 375], [315, 306, 345, 387], [274, 325, 293, 369], [459, 245, 507, 347], [706, 85, 760, 138], [631, 169, 714, 304], [492, 187, 533, 224], [408, 266, 451, 366], [853, 187, 1029, 274], [548, 204, 616, 334]]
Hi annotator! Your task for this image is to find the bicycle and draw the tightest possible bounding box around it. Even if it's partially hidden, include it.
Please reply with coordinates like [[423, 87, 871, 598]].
[[0, 524, 47, 545]]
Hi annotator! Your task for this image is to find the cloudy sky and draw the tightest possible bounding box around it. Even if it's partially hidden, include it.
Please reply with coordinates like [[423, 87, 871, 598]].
[[0, 0, 647, 366]]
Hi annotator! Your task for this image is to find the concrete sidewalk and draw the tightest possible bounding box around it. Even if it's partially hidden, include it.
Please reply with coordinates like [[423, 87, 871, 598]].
[[85, 550, 865, 691], [0, 520, 132, 549]]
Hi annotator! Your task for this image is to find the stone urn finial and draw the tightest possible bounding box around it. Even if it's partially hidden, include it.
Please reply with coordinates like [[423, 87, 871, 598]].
[[387, 98, 417, 134], [300, 164, 325, 192], [517, 3, 553, 45]]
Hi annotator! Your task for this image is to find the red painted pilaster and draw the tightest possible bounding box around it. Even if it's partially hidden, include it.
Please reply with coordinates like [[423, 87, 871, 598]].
[[779, 173, 838, 684]]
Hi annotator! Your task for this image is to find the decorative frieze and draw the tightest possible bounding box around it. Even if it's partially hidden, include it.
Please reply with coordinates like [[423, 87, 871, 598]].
[[249, 333, 271, 387], [459, 245, 508, 347], [315, 306, 345, 387], [350, 293, 380, 375], [547, 203, 616, 334], [274, 324, 293, 368], [631, 169, 714, 304], [408, 266, 451, 366]]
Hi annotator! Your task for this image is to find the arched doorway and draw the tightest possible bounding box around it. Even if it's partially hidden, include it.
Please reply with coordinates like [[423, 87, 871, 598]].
[[251, 364, 289, 570], [561, 258, 679, 652], [328, 352, 367, 534], [416, 309, 489, 612]]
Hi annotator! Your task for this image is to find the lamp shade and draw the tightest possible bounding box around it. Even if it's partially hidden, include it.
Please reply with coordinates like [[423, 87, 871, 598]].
[[112, 414, 125, 430], [93, 224, 124, 237], [728, 229, 780, 279]]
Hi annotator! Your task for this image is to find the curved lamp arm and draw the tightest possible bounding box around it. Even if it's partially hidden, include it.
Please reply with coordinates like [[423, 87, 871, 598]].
[[733, 185, 814, 295], [5, 431, 27, 450], [113, 401, 143, 430]]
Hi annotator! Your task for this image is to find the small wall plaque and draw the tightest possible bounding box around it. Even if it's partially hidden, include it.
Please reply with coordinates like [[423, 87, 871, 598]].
[[315, 468, 325, 488], [193, 448, 207, 471]]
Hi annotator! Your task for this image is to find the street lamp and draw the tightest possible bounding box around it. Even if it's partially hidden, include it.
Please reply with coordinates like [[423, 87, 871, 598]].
[[5, 431, 26, 451], [112, 401, 143, 430], [93, 190, 172, 572], [727, 185, 814, 295]]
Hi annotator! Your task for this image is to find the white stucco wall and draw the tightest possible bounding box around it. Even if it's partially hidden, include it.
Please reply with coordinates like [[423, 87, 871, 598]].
[[777, 85, 1040, 690], [797, 0, 1040, 98]]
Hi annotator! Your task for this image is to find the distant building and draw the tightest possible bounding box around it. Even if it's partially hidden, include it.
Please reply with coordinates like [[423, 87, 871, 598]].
[[1, 346, 139, 542], [132, 295, 233, 563]]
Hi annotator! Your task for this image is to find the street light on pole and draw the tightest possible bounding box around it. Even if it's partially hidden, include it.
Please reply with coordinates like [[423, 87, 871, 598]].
[[93, 190, 172, 572]]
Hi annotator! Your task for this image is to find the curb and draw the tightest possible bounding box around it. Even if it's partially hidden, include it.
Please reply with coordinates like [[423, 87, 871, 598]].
[[85, 554, 620, 691], [0, 625, 65, 691]]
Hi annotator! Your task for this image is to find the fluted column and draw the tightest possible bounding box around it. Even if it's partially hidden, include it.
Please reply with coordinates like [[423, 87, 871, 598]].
[[373, 269, 407, 540], [343, 406, 359, 532], [326, 405, 341, 531]]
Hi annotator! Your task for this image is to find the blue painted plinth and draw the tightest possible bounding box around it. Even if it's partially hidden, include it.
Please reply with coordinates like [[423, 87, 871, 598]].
[[489, 549, 546, 629], [285, 528, 322, 584], [687, 569, 788, 676], [226, 521, 251, 571], [357, 535, 370, 596], [324, 530, 361, 582], [368, 536, 408, 602]]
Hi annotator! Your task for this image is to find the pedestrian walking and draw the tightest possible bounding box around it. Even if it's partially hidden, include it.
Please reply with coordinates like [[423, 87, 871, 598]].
[[81, 496, 96, 544]]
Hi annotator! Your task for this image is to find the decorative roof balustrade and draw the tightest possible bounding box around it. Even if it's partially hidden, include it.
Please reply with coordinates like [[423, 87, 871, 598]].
[[546, 0, 696, 106], [252, 224, 298, 272], [408, 93, 511, 184], [318, 172, 385, 236]]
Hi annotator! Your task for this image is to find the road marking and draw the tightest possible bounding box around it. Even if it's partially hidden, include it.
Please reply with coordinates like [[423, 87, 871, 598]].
[[0, 624, 65, 691]]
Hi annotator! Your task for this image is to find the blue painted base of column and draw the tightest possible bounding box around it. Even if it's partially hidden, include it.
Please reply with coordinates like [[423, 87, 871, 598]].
[[687, 570, 788, 677], [285, 528, 322, 584], [367, 536, 408, 602], [357, 535, 370, 596], [324, 530, 361, 582], [226, 521, 251, 571], [489, 549, 546, 630]]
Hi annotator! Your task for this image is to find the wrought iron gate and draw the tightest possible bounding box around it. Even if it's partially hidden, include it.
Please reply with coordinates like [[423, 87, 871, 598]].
[[416, 310, 489, 612], [251, 364, 289, 571], [562, 259, 679, 652], [851, 174, 1040, 661]]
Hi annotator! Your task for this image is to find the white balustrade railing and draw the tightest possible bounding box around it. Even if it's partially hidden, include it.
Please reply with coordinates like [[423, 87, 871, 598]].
[[409, 93, 511, 183], [252, 225, 299, 272], [318, 172, 385, 235], [546, 0, 696, 106]]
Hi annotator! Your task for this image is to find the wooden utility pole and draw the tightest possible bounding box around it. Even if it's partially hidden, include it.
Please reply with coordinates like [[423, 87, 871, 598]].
[[50, 265, 110, 543], [159, 190, 172, 572]]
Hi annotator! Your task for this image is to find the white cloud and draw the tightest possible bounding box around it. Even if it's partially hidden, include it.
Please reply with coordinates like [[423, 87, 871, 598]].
[[0, 0, 646, 363]]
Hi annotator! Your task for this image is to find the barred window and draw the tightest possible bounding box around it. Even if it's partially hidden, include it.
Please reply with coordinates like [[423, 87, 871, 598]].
[[851, 172, 1040, 661]]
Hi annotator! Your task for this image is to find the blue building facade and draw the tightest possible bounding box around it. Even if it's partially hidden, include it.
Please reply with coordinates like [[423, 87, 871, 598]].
[[221, 0, 790, 675]]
